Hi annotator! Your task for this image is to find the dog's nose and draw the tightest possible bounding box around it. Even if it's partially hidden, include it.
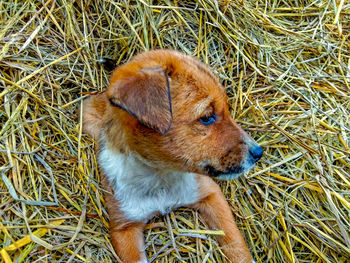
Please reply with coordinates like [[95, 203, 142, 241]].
[[249, 145, 263, 162]]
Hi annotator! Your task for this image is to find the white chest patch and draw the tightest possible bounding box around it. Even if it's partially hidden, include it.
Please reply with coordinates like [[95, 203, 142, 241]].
[[98, 146, 199, 222]]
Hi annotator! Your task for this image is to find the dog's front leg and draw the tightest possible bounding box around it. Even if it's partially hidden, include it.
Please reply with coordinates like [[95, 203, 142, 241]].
[[190, 175, 253, 263], [109, 222, 146, 263], [101, 176, 147, 263]]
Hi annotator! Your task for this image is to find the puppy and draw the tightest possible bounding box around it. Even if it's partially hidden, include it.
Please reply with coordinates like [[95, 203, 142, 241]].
[[82, 50, 262, 263]]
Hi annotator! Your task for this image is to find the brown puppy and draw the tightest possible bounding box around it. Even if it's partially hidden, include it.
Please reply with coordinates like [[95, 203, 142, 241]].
[[82, 50, 262, 263]]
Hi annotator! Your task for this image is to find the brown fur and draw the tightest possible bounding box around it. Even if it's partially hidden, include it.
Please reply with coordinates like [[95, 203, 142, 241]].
[[82, 50, 257, 263]]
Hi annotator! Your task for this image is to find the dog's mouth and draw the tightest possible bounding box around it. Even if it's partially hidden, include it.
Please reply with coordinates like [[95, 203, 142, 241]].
[[203, 155, 257, 180], [204, 165, 248, 180], [204, 165, 244, 178]]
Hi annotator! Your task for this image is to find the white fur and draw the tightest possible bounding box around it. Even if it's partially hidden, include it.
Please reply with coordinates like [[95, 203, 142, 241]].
[[99, 144, 199, 222]]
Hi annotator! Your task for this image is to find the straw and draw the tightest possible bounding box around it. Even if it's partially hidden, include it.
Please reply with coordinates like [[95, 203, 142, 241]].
[[1, 1, 349, 262]]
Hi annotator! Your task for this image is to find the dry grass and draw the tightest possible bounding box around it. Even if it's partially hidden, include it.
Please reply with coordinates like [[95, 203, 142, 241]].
[[1, 0, 349, 262]]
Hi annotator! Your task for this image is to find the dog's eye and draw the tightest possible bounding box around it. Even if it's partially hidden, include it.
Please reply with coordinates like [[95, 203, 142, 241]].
[[199, 113, 216, 125]]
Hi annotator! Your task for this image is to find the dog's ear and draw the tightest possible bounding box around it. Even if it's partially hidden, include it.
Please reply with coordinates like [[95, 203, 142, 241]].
[[108, 66, 172, 134]]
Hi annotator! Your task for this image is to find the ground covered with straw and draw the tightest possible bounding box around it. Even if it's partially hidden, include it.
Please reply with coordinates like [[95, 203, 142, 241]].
[[0, 0, 349, 262]]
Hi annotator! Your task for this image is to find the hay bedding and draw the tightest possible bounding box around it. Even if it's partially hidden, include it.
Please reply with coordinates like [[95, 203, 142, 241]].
[[0, 0, 349, 262]]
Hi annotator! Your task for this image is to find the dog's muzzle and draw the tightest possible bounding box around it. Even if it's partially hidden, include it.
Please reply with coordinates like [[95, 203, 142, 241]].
[[205, 143, 263, 180]]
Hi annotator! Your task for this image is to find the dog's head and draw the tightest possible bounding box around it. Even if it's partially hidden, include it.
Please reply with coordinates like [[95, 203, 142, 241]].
[[105, 50, 262, 179]]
